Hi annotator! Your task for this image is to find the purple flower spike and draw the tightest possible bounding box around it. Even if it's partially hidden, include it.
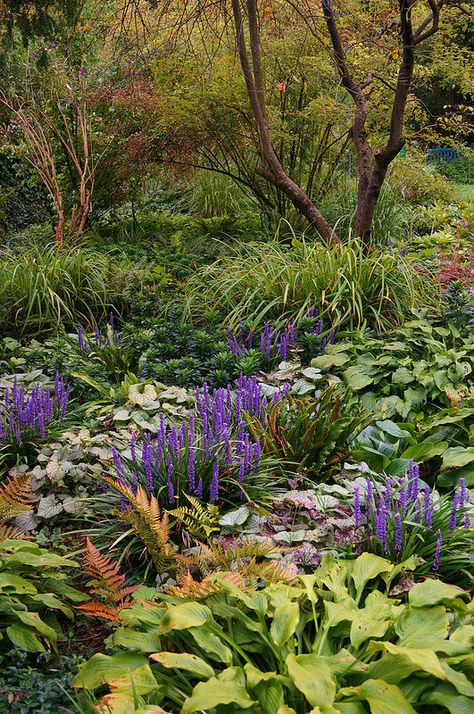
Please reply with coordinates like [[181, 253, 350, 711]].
[[448, 492, 459, 531], [432, 529, 442, 572], [210, 458, 219, 503], [354, 486, 362, 526], [394, 512, 402, 552], [458, 478, 466, 509]]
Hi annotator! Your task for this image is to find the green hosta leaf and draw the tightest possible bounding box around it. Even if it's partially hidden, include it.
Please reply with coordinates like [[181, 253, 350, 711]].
[[311, 353, 351, 369], [395, 605, 450, 649], [270, 601, 300, 646], [286, 653, 336, 706], [408, 580, 468, 608], [188, 625, 233, 665], [440, 662, 474, 697], [254, 680, 285, 714], [392, 367, 414, 384], [244, 664, 286, 689], [107, 663, 159, 696], [350, 553, 393, 597], [401, 442, 448, 461], [340, 679, 416, 713], [15, 611, 57, 642], [182, 667, 255, 712], [343, 367, 374, 390], [442, 447, 474, 470], [159, 602, 213, 633], [0, 574, 37, 594], [73, 652, 147, 689], [112, 628, 162, 654], [150, 652, 214, 679], [423, 683, 474, 714], [6, 623, 45, 652], [368, 643, 446, 682], [27, 593, 74, 618]]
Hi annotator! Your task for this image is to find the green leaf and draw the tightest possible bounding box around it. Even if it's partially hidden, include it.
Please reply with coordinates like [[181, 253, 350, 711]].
[[6, 623, 45, 652], [392, 367, 414, 384], [401, 442, 448, 461], [270, 601, 300, 647], [159, 602, 213, 633], [368, 643, 446, 682], [311, 353, 351, 369], [423, 683, 474, 714], [343, 367, 374, 390], [188, 625, 233, 665], [182, 667, 255, 712], [350, 553, 393, 597], [73, 652, 147, 689], [395, 605, 450, 649], [150, 652, 214, 679], [442, 447, 474, 470], [112, 628, 162, 654], [0, 574, 37, 594], [340, 679, 416, 713], [408, 580, 468, 608], [15, 611, 57, 642], [286, 653, 336, 706]]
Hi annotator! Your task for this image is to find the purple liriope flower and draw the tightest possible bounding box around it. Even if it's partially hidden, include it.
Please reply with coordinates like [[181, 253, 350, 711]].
[[196, 478, 203, 499], [394, 512, 402, 552], [375, 505, 388, 552], [448, 492, 459, 531], [399, 477, 408, 514], [354, 486, 362, 526], [188, 447, 196, 492], [458, 478, 466, 509], [210, 458, 219, 503], [167, 454, 175, 504], [432, 529, 442, 572], [77, 325, 87, 351], [464, 514, 470, 529]]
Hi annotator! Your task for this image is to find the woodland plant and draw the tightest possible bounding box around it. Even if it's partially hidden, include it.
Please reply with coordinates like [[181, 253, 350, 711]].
[[74, 553, 474, 713], [186, 239, 425, 331], [353, 466, 472, 585]]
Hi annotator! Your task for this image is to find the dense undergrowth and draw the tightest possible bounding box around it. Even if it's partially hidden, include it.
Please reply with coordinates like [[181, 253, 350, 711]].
[[0, 156, 472, 714]]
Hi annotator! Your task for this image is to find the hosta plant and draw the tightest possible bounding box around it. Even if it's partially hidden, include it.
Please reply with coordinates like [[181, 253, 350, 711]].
[[73, 553, 474, 713], [0, 539, 86, 652]]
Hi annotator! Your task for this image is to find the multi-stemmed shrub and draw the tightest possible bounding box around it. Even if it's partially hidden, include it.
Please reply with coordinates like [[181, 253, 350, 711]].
[[73, 553, 474, 713]]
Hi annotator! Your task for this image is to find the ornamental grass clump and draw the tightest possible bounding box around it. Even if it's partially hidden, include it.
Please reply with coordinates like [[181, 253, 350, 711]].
[[353, 461, 472, 584], [0, 374, 70, 465]]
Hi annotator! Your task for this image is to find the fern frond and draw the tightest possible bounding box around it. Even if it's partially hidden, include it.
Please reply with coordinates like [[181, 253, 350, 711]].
[[81, 538, 137, 604], [102, 476, 178, 572], [166, 571, 247, 599], [168, 494, 220, 539], [0, 524, 31, 540], [0, 472, 34, 522], [75, 601, 122, 623]]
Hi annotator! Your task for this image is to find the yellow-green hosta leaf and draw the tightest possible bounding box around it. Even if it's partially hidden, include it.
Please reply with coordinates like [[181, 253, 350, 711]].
[[0, 574, 37, 594], [181, 667, 256, 712], [73, 652, 148, 689], [15, 611, 57, 642], [244, 663, 286, 689], [339, 679, 416, 713], [286, 653, 337, 706], [408, 580, 468, 608], [395, 605, 451, 650], [112, 627, 162, 654], [253, 680, 285, 714], [350, 553, 393, 597], [270, 600, 300, 647], [128, 383, 158, 406], [150, 652, 214, 679], [188, 624, 233, 665], [159, 602, 213, 633], [368, 643, 446, 682], [440, 662, 474, 698]]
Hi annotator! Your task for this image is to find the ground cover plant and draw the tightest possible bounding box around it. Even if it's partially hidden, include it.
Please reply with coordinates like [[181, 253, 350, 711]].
[[0, 1, 472, 711]]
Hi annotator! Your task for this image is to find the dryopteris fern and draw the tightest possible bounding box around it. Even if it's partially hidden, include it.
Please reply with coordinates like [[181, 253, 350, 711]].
[[166, 571, 247, 599], [0, 472, 34, 521], [0, 472, 34, 539], [75, 538, 138, 623], [168, 494, 220, 539], [172, 537, 296, 596], [102, 475, 178, 572]]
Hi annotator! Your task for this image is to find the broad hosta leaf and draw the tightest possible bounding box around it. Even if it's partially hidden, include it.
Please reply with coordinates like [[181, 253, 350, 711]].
[[0, 574, 37, 594], [408, 580, 468, 608], [159, 602, 213, 633], [270, 601, 300, 646], [442, 447, 474, 470], [423, 683, 474, 714], [395, 605, 450, 649], [112, 628, 162, 654], [340, 679, 416, 713], [73, 652, 147, 689], [181, 667, 255, 712], [286, 653, 337, 706], [6, 623, 45, 652], [368, 643, 446, 682], [311, 353, 351, 369], [107, 663, 159, 696], [343, 367, 374, 390], [350, 553, 393, 596], [254, 680, 285, 714], [188, 624, 233, 665], [150, 652, 214, 679]]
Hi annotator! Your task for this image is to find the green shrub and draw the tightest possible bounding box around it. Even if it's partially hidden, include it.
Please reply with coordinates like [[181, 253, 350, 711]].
[[434, 153, 474, 185], [74, 553, 474, 713], [388, 154, 459, 205], [0, 245, 133, 337], [186, 238, 426, 331]]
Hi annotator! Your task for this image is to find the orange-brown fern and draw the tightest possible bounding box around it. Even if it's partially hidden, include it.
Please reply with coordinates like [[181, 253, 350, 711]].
[[0, 471, 34, 523], [75, 538, 138, 623]]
